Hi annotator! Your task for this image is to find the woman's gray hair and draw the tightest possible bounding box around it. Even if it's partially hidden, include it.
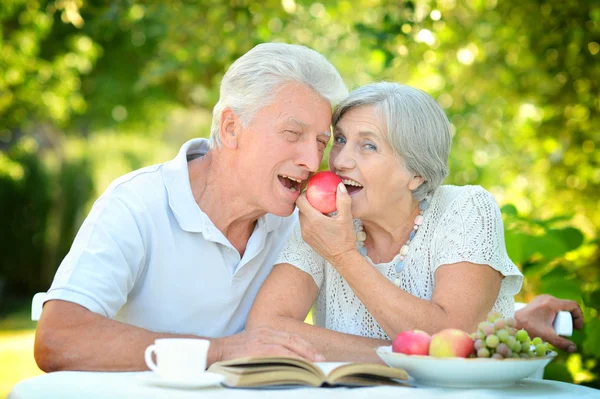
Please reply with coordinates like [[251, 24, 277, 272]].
[[333, 82, 451, 201], [209, 43, 348, 148]]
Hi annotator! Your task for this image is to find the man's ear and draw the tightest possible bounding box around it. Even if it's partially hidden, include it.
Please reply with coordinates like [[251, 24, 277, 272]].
[[408, 175, 425, 191], [219, 108, 240, 150]]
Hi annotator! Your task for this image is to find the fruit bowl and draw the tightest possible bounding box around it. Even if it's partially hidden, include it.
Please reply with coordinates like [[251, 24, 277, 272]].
[[376, 346, 556, 388]]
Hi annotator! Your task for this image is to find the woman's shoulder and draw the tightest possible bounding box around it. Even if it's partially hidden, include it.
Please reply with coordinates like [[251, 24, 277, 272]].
[[434, 184, 496, 202], [432, 185, 499, 215]]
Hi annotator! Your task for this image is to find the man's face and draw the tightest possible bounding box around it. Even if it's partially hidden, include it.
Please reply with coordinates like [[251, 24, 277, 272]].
[[236, 83, 333, 216]]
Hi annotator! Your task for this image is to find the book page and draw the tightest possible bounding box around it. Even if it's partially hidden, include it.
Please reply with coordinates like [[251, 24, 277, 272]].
[[315, 362, 351, 377]]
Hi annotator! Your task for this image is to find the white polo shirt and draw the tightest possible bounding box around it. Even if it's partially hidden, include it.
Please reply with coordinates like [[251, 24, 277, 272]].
[[46, 138, 298, 337]]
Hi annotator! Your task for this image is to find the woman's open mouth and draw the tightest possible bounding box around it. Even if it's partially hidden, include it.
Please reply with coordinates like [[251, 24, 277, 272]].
[[341, 178, 363, 196]]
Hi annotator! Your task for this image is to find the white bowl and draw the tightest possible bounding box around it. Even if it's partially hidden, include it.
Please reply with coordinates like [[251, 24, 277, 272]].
[[376, 346, 556, 388]]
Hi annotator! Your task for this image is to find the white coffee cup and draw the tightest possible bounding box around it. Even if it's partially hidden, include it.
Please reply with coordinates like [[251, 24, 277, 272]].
[[144, 338, 210, 382]]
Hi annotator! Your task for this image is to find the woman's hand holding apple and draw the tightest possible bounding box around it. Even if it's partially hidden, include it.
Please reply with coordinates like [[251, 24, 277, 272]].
[[296, 172, 357, 266]]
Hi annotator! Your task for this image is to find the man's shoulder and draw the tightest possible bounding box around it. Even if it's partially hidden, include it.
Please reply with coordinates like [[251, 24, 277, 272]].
[[97, 163, 169, 215], [105, 164, 164, 194]]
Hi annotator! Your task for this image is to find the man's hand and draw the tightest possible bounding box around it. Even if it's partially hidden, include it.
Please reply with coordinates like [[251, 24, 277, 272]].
[[515, 294, 584, 353], [210, 326, 325, 364]]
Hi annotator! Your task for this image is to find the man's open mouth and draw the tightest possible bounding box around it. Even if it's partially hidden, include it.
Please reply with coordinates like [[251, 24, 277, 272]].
[[278, 175, 304, 193], [341, 178, 363, 195]]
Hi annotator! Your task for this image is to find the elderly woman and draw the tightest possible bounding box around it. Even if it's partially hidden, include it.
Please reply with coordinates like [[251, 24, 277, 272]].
[[247, 82, 524, 362]]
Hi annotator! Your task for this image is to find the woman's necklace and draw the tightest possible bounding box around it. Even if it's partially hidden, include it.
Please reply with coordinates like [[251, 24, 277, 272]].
[[354, 197, 429, 287]]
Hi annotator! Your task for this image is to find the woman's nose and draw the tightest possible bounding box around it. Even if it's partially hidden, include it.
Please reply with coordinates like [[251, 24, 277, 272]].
[[331, 145, 356, 171]]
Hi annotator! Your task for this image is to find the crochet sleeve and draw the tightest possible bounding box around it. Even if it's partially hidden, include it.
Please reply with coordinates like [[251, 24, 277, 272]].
[[275, 220, 326, 289], [432, 187, 523, 306]]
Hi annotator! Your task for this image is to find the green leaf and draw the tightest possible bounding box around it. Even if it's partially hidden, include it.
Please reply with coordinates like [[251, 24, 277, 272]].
[[541, 214, 576, 226], [540, 275, 582, 302], [541, 266, 570, 280], [530, 232, 569, 261], [543, 359, 574, 383], [585, 290, 600, 310], [504, 231, 529, 265], [522, 260, 549, 278], [549, 227, 585, 252], [501, 204, 518, 216], [583, 318, 600, 358]]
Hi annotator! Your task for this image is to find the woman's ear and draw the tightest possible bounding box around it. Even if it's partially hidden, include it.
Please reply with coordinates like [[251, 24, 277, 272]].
[[219, 108, 239, 149], [409, 175, 425, 191]]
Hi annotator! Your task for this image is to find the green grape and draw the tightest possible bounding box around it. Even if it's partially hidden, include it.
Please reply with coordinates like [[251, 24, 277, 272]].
[[519, 353, 530, 359], [486, 334, 500, 348], [477, 347, 491, 358], [515, 329, 529, 343], [497, 329, 509, 343], [475, 331, 485, 340], [506, 336, 517, 348], [491, 353, 504, 360], [512, 341, 522, 353], [532, 337, 543, 346], [494, 319, 506, 330], [506, 317, 517, 328], [507, 327, 518, 336], [470, 332, 477, 340], [487, 312, 503, 323], [478, 321, 489, 332], [520, 340, 531, 353], [511, 353, 520, 358], [535, 343, 547, 356]]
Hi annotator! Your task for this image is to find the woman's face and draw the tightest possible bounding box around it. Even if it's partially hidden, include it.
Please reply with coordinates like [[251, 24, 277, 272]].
[[329, 105, 420, 220]]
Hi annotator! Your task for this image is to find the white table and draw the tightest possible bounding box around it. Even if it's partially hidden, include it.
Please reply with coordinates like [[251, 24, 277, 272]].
[[8, 371, 600, 399]]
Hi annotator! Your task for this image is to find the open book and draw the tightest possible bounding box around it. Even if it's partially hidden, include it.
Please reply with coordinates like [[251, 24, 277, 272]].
[[207, 356, 412, 388]]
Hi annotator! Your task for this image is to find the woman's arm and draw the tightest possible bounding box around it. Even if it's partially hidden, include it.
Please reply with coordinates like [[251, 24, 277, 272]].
[[247, 263, 389, 362], [331, 251, 502, 337], [295, 186, 504, 338]]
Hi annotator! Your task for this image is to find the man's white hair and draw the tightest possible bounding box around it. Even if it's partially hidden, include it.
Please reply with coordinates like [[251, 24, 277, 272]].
[[209, 43, 348, 148]]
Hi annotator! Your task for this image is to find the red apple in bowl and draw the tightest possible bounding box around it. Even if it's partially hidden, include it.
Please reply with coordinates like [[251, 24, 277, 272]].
[[306, 171, 342, 214], [428, 328, 474, 358], [392, 330, 431, 356]]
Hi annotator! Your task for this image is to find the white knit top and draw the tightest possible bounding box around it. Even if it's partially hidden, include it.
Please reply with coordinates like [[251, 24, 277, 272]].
[[276, 185, 524, 340]]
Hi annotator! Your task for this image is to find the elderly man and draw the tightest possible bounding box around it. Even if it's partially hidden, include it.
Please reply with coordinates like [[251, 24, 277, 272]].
[[34, 43, 348, 371], [35, 43, 582, 372]]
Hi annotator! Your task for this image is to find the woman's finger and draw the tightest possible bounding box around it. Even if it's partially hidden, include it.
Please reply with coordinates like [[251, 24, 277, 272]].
[[335, 183, 352, 220]]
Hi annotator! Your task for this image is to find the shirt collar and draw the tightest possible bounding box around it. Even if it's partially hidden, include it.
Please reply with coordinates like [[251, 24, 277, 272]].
[[162, 138, 210, 233], [162, 138, 284, 234]]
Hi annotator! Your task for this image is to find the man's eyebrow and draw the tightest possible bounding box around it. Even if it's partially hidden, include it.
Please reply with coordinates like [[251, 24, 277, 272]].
[[288, 118, 331, 137], [288, 118, 308, 127]]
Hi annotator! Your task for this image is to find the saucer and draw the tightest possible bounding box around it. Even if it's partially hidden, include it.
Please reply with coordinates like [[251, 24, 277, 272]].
[[137, 372, 225, 389]]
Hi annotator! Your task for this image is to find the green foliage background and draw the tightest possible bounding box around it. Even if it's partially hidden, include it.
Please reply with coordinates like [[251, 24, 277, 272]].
[[0, 0, 598, 388]]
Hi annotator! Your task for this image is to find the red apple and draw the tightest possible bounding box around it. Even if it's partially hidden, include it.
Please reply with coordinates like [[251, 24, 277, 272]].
[[306, 171, 342, 214], [392, 330, 431, 355], [428, 328, 474, 358]]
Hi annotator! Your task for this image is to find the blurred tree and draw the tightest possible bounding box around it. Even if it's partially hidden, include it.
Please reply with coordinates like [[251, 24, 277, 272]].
[[0, 0, 598, 387]]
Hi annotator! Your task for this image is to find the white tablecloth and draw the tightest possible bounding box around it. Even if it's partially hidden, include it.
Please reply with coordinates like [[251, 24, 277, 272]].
[[7, 371, 600, 399]]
